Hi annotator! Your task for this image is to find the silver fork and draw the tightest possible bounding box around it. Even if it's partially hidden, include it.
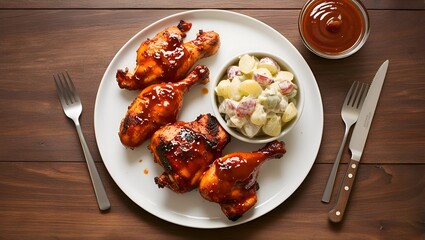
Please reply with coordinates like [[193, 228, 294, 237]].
[[54, 72, 111, 211], [322, 81, 369, 203]]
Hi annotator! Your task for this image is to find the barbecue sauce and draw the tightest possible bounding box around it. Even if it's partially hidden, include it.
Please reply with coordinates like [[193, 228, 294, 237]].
[[151, 32, 189, 82], [300, 0, 367, 55]]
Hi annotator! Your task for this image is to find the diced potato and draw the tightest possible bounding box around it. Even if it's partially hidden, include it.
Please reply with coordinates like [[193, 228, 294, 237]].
[[250, 104, 267, 126], [253, 68, 273, 86], [254, 68, 273, 78], [254, 68, 273, 79], [218, 99, 237, 117], [236, 98, 256, 117], [229, 115, 247, 129], [229, 77, 242, 101], [258, 57, 281, 75], [278, 80, 295, 95], [278, 97, 289, 113], [242, 121, 261, 138], [239, 54, 257, 74], [275, 71, 294, 82], [282, 102, 297, 123], [239, 80, 263, 98], [215, 79, 232, 99], [262, 114, 281, 137]]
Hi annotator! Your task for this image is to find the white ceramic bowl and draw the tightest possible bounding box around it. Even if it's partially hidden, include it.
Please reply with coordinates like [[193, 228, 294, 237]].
[[210, 52, 305, 144]]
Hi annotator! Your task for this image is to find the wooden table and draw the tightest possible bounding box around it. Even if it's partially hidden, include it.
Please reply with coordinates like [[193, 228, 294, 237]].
[[1, 1, 424, 239]]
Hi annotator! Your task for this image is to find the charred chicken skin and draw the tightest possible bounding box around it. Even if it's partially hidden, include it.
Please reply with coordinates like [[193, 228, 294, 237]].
[[117, 20, 220, 90], [199, 140, 286, 221], [149, 114, 231, 193], [119, 65, 209, 148]]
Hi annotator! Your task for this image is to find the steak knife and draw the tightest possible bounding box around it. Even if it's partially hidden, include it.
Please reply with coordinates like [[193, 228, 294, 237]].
[[328, 60, 389, 223]]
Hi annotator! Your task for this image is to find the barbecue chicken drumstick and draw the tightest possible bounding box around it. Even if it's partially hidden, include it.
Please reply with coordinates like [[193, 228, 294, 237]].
[[199, 140, 286, 221], [148, 114, 231, 193], [117, 20, 220, 90], [119, 65, 209, 148]]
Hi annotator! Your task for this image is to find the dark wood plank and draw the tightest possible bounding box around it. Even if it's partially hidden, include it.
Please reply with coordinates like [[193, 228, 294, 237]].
[[1, 0, 424, 10], [0, 10, 424, 164], [0, 162, 423, 239]]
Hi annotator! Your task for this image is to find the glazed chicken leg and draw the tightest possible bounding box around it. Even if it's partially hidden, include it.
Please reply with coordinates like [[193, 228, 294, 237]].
[[149, 114, 231, 193], [117, 20, 220, 90], [199, 140, 286, 221], [119, 65, 209, 148]]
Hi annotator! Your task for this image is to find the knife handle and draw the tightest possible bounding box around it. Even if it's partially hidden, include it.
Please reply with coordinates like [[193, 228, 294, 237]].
[[328, 159, 359, 223]]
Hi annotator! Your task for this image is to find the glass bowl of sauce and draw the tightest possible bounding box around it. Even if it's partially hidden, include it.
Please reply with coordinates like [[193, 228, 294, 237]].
[[299, 0, 370, 59]]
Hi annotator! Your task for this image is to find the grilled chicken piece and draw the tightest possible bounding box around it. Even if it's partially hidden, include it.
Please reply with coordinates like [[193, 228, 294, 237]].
[[119, 65, 209, 148], [149, 114, 231, 193], [117, 20, 220, 90], [199, 140, 286, 221]]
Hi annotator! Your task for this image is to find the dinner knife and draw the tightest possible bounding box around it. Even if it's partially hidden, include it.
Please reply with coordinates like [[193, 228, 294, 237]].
[[328, 60, 389, 223]]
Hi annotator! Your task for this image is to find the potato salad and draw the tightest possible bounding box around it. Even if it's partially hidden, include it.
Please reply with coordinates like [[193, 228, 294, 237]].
[[215, 54, 298, 138]]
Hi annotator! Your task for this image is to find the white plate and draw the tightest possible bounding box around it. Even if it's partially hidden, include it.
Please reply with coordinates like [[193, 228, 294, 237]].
[[94, 9, 323, 229]]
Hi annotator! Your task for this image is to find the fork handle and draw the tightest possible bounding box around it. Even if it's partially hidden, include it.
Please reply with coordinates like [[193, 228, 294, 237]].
[[322, 125, 351, 203], [75, 121, 111, 211]]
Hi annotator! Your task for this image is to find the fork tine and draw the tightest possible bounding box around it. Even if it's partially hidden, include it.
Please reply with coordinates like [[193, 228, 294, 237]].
[[60, 72, 75, 104], [351, 82, 363, 108], [54, 73, 69, 106], [358, 83, 369, 108], [344, 81, 359, 107], [345, 81, 369, 109], [63, 71, 81, 103], [353, 82, 368, 109]]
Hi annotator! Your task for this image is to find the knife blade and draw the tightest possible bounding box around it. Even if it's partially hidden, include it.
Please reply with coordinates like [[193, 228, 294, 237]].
[[328, 60, 389, 223]]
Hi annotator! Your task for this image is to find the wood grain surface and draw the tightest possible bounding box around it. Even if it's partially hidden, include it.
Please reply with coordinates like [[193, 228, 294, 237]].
[[0, 1, 424, 239]]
